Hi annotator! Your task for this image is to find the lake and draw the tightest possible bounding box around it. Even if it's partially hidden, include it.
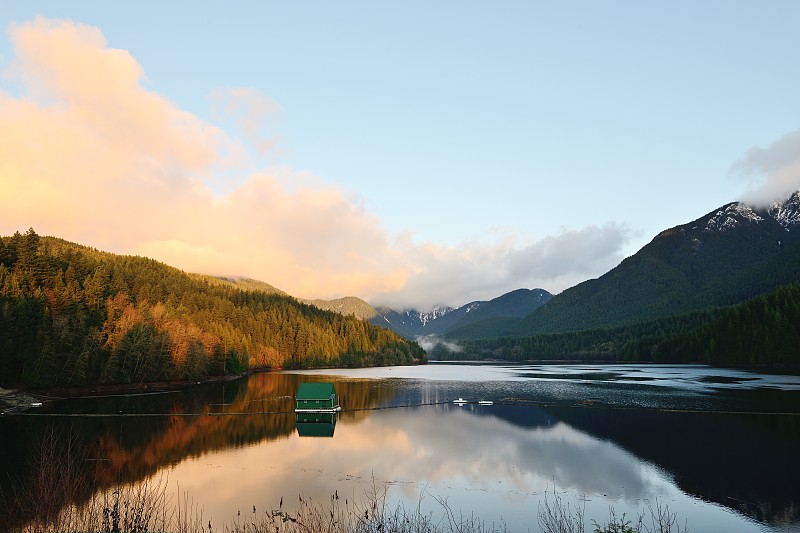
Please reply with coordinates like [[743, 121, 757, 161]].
[[2, 363, 799, 532]]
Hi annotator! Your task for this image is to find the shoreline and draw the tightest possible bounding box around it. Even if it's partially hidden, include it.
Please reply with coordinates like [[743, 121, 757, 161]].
[[0, 359, 426, 415], [4, 360, 797, 415], [430, 358, 800, 373], [0, 387, 46, 415], [0, 372, 249, 415]]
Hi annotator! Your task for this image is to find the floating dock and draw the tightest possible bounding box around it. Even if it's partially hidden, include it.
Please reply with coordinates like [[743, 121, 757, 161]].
[[295, 382, 341, 413]]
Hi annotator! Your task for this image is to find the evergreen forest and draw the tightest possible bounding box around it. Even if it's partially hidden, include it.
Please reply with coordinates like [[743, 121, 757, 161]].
[[0, 229, 426, 388], [433, 282, 800, 366]]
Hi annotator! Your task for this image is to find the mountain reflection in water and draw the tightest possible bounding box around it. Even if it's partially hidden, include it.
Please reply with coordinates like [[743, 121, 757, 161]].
[[1, 365, 798, 532]]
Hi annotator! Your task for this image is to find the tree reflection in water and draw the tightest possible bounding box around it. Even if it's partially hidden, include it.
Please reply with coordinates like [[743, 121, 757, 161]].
[[1, 367, 798, 532]]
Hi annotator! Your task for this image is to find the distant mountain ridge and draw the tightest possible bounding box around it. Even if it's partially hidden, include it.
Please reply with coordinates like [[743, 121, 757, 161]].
[[371, 288, 553, 338], [446, 191, 800, 339], [302, 296, 378, 320], [190, 275, 287, 296], [449, 288, 552, 331], [371, 305, 463, 338], [192, 262, 553, 340], [197, 192, 800, 345], [192, 276, 379, 321]]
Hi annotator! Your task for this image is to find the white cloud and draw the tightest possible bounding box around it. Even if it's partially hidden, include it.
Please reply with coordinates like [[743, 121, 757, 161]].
[[373, 224, 630, 310], [0, 18, 631, 311], [416, 335, 463, 354], [731, 129, 800, 206]]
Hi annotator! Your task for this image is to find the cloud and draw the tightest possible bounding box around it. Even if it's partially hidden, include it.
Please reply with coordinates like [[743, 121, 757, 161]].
[[210, 87, 281, 157], [730, 129, 800, 206], [0, 18, 629, 310], [507, 223, 629, 282], [415, 335, 463, 354], [373, 224, 630, 309], [170, 404, 674, 526]]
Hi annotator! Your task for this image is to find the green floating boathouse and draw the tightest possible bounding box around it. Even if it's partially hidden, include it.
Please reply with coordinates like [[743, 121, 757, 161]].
[[295, 382, 341, 413]]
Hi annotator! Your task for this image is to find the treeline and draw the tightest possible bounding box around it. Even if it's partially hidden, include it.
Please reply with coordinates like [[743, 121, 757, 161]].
[[0, 229, 426, 388], [507, 225, 800, 337], [434, 282, 800, 366]]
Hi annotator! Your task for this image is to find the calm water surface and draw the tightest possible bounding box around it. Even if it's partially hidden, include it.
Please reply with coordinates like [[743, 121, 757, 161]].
[[2, 363, 799, 532]]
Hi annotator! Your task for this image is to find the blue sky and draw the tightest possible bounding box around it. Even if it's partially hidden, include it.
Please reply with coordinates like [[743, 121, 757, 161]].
[[2, 2, 799, 309]]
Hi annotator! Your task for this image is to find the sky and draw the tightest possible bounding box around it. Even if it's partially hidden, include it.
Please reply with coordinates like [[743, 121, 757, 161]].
[[1, 2, 799, 310]]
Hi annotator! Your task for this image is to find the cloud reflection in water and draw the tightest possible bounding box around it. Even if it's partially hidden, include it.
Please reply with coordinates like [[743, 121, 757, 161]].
[[166, 404, 690, 530]]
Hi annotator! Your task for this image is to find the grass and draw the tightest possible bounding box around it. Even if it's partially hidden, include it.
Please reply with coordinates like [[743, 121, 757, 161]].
[[537, 488, 689, 533], [9, 476, 501, 533], [7, 480, 689, 533], [4, 427, 688, 533]]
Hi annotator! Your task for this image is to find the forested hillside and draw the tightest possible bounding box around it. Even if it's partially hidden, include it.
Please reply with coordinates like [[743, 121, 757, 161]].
[[188, 274, 287, 296], [445, 194, 800, 340], [433, 282, 800, 366], [445, 288, 551, 333], [0, 230, 426, 388]]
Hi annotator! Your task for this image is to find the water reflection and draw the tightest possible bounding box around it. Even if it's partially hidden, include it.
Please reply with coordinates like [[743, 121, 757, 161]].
[[0, 373, 395, 529], [552, 406, 800, 528], [296, 412, 337, 437], [1, 365, 798, 532], [163, 403, 765, 532]]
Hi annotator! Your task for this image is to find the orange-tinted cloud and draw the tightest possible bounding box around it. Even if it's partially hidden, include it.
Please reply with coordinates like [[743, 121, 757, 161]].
[[210, 87, 281, 157], [0, 17, 407, 298], [1, 18, 629, 309]]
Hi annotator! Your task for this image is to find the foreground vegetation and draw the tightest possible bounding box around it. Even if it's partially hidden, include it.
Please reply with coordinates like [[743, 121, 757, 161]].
[[435, 282, 800, 366], [0, 229, 425, 388], [1, 412, 692, 533], [4, 430, 687, 533], [7, 481, 689, 533]]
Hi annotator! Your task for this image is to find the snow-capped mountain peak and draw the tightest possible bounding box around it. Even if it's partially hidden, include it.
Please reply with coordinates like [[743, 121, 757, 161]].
[[767, 190, 800, 230], [409, 306, 455, 327], [704, 203, 764, 232], [702, 191, 800, 234]]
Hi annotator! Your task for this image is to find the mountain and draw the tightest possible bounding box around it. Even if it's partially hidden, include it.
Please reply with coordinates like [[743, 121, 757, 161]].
[[189, 274, 287, 296], [0, 230, 426, 388], [303, 296, 378, 320], [370, 305, 462, 338], [371, 288, 553, 338], [447, 288, 552, 332], [457, 191, 800, 339], [189, 276, 380, 322], [434, 281, 800, 366]]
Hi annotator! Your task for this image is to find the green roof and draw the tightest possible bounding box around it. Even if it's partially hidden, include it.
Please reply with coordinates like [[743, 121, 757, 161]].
[[296, 382, 336, 400]]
